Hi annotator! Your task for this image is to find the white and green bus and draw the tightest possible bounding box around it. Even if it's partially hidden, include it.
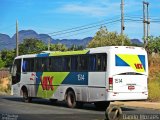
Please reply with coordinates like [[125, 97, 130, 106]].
[[11, 46, 148, 109]]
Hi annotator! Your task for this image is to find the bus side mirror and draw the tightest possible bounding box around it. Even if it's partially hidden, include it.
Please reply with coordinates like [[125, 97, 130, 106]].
[[11, 65, 17, 76]]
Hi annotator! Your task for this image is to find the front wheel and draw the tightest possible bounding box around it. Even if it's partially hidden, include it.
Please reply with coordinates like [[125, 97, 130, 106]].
[[22, 89, 32, 103], [66, 90, 76, 108]]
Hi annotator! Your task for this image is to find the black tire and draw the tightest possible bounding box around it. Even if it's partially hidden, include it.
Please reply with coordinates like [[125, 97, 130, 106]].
[[76, 102, 84, 108], [66, 90, 76, 108], [94, 101, 110, 110], [22, 89, 32, 103]]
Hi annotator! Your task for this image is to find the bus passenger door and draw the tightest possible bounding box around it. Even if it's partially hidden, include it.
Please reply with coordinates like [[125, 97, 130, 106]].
[[21, 58, 36, 97], [11, 59, 21, 96]]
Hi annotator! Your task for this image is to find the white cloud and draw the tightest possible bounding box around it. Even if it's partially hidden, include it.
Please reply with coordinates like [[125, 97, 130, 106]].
[[57, 1, 121, 17], [60, 4, 107, 16], [56, 0, 143, 17]]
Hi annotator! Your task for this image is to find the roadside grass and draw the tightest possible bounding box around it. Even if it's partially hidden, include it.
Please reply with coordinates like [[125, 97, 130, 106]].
[[148, 80, 160, 101], [148, 54, 160, 102]]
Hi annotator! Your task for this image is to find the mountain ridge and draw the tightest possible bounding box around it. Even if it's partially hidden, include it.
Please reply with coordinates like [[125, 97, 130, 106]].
[[0, 30, 143, 50]]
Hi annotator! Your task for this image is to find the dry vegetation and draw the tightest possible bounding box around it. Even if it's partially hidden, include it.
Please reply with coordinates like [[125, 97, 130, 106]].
[[0, 77, 11, 94], [0, 70, 11, 95], [148, 54, 160, 101]]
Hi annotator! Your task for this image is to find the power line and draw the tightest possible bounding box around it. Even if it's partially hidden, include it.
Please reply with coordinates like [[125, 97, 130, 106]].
[[150, 20, 160, 22], [18, 19, 120, 40], [57, 27, 100, 40], [3, 18, 158, 43], [58, 18, 125, 40], [49, 19, 121, 37], [125, 18, 160, 23], [2, 19, 120, 45], [125, 18, 143, 22], [48, 16, 120, 35], [28, 19, 121, 41], [13, 16, 120, 38]]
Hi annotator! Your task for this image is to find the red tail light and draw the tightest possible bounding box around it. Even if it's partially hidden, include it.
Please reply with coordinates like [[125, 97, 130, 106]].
[[109, 77, 113, 90], [109, 78, 113, 84]]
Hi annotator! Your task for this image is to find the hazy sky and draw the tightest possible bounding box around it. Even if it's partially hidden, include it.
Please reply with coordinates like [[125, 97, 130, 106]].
[[0, 0, 160, 40]]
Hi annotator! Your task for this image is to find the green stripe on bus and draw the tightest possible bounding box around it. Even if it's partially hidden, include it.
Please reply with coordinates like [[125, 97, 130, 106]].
[[49, 50, 89, 56]]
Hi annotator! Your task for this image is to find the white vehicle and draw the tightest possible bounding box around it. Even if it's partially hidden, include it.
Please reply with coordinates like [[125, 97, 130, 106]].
[[11, 46, 148, 109]]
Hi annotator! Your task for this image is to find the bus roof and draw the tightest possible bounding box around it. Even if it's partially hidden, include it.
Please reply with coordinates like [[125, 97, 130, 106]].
[[15, 46, 145, 59]]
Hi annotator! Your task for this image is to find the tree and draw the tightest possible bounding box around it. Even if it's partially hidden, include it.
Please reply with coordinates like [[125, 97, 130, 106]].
[[68, 45, 84, 51], [0, 49, 15, 67], [50, 43, 68, 51], [87, 26, 131, 48], [147, 36, 160, 54], [0, 58, 5, 68], [19, 38, 47, 55], [0, 39, 69, 67]]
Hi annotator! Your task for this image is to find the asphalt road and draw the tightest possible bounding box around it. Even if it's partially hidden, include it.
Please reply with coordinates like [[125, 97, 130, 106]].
[[0, 95, 159, 120]]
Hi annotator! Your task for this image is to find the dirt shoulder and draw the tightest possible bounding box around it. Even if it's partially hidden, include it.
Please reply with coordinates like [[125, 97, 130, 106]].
[[111, 101, 160, 110]]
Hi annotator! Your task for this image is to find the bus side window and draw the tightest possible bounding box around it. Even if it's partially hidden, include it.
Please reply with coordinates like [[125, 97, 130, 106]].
[[89, 55, 96, 71], [52, 57, 63, 72], [102, 54, 107, 71], [96, 53, 107, 71], [35, 58, 42, 72], [23, 58, 34, 72], [71, 56, 78, 71], [97, 55, 102, 71], [63, 56, 71, 71], [30, 58, 34, 72], [48, 57, 52, 71], [22, 60, 27, 72], [41, 59, 45, 71], [79, 55, 89, 71], [41, 58, 48, 72]]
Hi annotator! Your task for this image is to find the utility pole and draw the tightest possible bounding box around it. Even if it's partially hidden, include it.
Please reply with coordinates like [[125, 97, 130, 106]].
[[48, 38, 50, 51], [146, 2, 150, 44], [16, 20, 19, 56], [143, 1, 150, 48], [121, 0, 125, 46]]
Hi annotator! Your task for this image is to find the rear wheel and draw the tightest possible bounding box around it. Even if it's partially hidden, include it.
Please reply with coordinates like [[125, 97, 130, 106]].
[[66, 90, 76, 108], [94, 101, 110, 110], [22, 88, 32, 103]]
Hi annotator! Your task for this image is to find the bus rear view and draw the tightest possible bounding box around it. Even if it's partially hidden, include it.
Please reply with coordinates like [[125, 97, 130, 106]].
[[107, 46, 148, 101]]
